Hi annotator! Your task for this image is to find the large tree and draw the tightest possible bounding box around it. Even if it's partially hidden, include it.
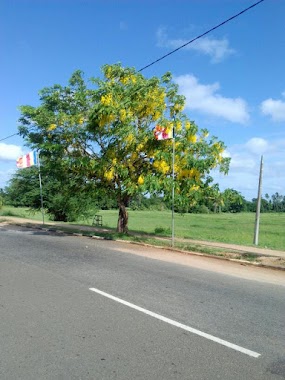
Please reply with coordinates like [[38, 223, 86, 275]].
[[19, 64, 230, 232]]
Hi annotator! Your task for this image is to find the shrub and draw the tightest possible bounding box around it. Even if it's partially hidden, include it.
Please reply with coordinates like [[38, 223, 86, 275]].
[[154, 226, 171, 235], [197, 205, 210, 214]]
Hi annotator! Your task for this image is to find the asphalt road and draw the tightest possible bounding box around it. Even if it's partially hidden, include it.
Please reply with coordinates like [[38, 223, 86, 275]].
[[0, 224, 284, 379]]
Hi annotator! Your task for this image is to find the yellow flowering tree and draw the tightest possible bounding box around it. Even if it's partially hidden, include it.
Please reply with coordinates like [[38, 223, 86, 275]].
[[87, 64, 229, 231], [19, 64, 230, 232]]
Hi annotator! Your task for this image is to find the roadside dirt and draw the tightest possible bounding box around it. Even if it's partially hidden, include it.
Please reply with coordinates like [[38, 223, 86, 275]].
[[113, 244, 285, 287], [1, 216, 285, 275]]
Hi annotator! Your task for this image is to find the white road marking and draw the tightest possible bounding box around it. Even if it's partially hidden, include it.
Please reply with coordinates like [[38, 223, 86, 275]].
[[89, 287, 261, 358]]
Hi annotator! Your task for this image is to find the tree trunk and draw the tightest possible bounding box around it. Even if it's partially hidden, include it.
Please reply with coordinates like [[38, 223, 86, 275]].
[[117, 202, 128, 233]]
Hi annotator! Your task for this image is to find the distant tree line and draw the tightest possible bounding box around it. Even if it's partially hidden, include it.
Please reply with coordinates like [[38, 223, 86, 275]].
[[130, 189, 285, 214], [1, 168, 284, 220]]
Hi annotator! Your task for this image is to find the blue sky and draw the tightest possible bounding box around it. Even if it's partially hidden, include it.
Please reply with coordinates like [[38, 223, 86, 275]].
[[1, 0, 285, 200]]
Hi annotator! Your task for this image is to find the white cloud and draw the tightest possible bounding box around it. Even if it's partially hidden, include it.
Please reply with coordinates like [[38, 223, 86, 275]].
[[221, 149, 231, 158], [156, 27, 235, 63], [213, 138, 285, 199], [0, 143, 23, 161], [260, 97, 285, 122], [229, 155, 256, 170], [245, 138, 269, 155], [174, 74, 250, 124]]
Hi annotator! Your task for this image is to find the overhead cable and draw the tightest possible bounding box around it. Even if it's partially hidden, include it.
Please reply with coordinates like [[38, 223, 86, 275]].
[[0, 0, 266, 142], [139, 0, 265, 71]]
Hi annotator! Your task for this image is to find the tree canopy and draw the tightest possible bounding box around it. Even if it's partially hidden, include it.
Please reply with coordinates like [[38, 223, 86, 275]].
[[18, 64, 230, 231]]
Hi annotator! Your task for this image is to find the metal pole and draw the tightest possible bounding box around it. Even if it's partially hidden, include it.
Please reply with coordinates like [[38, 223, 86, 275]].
[[253, 155, 263, 245], [171, 124, 175, 247], [37, 151, 45, 225]]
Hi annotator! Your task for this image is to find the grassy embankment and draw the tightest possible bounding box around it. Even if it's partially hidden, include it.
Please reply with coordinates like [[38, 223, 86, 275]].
[[1, 206, 284, 251]]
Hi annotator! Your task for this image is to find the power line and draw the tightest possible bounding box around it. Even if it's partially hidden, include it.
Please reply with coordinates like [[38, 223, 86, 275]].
[[0, 0, 266, 143], [139, 0, 265, 72], [0, 133, 19, 142]]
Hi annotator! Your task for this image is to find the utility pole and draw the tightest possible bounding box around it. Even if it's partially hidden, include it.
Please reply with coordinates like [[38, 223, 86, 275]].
[[171, 129, 175, 247], [253, 155, 263, 245], [37, 151, 45, 225]]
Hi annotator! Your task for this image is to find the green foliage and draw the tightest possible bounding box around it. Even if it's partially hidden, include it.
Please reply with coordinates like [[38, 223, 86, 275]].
[[92, 189, 117, 210], [222, 188, 246, 213], [195, 205, 210, 214], [130, 194, 166, 211], [4, 166, 96, 222], [43, 187, 94, 222], [0, 188, 5, 209], [4, 167, 41, 208]]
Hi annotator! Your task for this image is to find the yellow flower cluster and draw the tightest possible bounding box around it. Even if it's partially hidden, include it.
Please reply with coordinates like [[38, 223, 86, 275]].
[[187, 134, 197, 143], [185, 121, 191, 130], [189, 168, 200, 180], [212, 142, 225, 164], [153, 160, 170, 174], [120, 76, 128, 85], [104, 168, 114, 181], [176, 121, 182, 132], [48, 124, 57, 131], [105, 67, 113, 79], [99, 114, 115, 127], [101, 93, 113, 106], [213, 142, 224, 153], [119, 108, 133, 122], [152, 111, 161, 121], [119, 109, 127, 122], [131, 152, 138, 161], [120, 75, 137, 85], [137, 88, 165, 119], [137, 175, 144, 185], [137, 142, 145, 151], [178, 168, 200, 180], [152, 88, 165, 102], [217, 154, 224, 163], [126, 134, 135, 145], [78, 117, 85, 125]]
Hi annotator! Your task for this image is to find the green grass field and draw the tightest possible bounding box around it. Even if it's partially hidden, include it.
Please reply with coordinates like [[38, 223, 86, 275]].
[[93, 210, 285, 250], [1, 206, 284, 250], [0, 206, 45, 221]]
